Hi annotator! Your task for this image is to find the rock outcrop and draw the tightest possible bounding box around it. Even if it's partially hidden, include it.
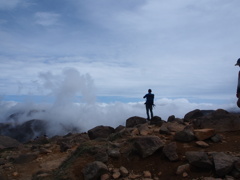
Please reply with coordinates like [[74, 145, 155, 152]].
[[0, 109, 240, 180]]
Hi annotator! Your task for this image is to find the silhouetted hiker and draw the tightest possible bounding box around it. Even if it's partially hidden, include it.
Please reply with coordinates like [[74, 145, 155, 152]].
[[143, 89, 154, 120], [235, 58, 240, 107]]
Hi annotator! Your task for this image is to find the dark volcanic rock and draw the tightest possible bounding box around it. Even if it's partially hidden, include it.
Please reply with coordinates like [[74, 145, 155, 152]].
[[213, 152, 238, 177], [82, 161, 108, 180], [192, 109, 240, 132], [126, 116, 147, 128], [185, 151, 213, 170], [88, 125, 115, 140], [174, 128, 196, 142], [163, 142, 178, 161], [131, 136, 164, 158]]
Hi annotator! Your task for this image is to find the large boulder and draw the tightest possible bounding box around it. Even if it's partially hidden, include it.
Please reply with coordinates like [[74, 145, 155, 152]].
[[184, 109, 214, 122], [193, 129, 216, 141], [185, 151, 213, 170], [213, 152, 239, 177], [192, 109, 240, 132], [131, 136, 164, 158], [88, 125, 115, 140], [82, 161, 108, 180], [126, 116, 147, 128], [174, 128, 195, 142], [163, 142, 178, 161]]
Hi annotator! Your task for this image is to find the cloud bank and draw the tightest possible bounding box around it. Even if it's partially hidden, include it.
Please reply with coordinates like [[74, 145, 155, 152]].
[[0, 69, 238, 138]]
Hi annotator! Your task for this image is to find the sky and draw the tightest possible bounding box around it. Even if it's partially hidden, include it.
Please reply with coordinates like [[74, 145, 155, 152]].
[[0, 0, 240, 134]]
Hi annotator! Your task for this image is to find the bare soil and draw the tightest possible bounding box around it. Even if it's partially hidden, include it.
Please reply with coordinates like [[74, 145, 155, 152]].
[[1, 131, 240, 180]]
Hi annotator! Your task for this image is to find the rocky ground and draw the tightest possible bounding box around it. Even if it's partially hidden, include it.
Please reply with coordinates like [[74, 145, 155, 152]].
[[0, 109, 240, 180]]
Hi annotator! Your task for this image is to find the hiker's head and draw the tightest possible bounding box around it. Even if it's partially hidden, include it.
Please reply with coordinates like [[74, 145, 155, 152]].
[[235, 58, 240, 66], [148, 89, 152, 93]]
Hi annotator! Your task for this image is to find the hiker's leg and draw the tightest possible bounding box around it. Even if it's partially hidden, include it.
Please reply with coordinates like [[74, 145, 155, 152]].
[[146, 105, 150, 120], [149, 106, 153, 119]]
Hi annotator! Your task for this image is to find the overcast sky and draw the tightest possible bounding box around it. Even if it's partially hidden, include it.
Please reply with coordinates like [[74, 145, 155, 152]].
[[0, 0, 240, 105]]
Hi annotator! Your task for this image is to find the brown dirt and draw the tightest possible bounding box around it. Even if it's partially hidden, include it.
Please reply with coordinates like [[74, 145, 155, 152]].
[[1, 131, 240, 180]]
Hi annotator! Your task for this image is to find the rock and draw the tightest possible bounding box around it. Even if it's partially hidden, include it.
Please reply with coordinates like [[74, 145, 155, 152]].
[[185, 151, 213, 169], [88, 125, 115, 140], [112, 169, 121, 179], [159, 123, 171, 135], [194, 129, 215, 140], [211, 134, 223, 143], [143, 170, 152, 178], [108, 148, 120, 158], [176, 164, 190, 175], [163, 142, 179, 161], [0, 135, 22, 149], [166, 122, 186, 132], [193, 109, 240, 132], [94, 146, 108, 163], [195, 141, 209, 148], [174, 128, 195, 142], [150, 116, 163, 126], [119, 166, 128, 177], [184, 109, 204, 122], [115, 125, 125, 132], [126, 116, 147, 128], [132, 136, 164, 158], [59, 142, 71, 152], [213, 152, 238, 177], [137, 123, 150, 136], [82, 161, 108, 180], [101, 174, 110, 180], [167, 115, 175, 122]]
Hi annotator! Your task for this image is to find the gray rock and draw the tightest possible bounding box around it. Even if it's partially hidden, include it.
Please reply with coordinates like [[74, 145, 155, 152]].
[[167, 115, 175, 122], [126, 116, 147, 128], [213, 152, 238, 177], [174, 129, 195, 142], [82, 161, 108, 180], [211, 134, 223, 143], [193, 109, 240, 132], [159, 123, 171, 135], [185, 151, 213, 169], [163, 142, 178, 161], [149, 116, 163, 126], [88, 125, 115, 140], [184, 109, 204, 122], [132, 136, 164, 158]]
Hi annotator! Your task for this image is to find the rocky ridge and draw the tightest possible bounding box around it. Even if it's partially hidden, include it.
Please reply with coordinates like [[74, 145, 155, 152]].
[[0, 109, 240, 180]]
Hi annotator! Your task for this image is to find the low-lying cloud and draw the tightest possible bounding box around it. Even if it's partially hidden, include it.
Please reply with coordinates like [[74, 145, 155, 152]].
[[0, 68, 238, 138]]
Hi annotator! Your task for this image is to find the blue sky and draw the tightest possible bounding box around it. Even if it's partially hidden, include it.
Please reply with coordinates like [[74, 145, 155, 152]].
[[0, 0, 240, 105]]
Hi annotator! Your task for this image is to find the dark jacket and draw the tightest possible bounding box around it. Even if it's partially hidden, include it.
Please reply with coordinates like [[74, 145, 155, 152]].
[[143, 93, 154, 105], [237, 71, 240, 94]]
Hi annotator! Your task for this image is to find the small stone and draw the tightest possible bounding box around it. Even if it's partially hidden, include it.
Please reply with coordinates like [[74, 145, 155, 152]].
[[176, 164, 190, 175], [119, 166, 129, 177], [13, 172, 18, 177], [195, 141, 209, 148], [101, 173, 110, 180], [112, 170, 121, 179], [143, 171, 152, 178], [182, 172, 188, 177], [128, 173, 141, 179]]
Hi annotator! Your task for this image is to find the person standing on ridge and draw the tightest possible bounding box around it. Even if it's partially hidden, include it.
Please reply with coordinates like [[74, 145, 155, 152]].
[[235, 58, 240, 107], [143, 89, 154, 120]]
